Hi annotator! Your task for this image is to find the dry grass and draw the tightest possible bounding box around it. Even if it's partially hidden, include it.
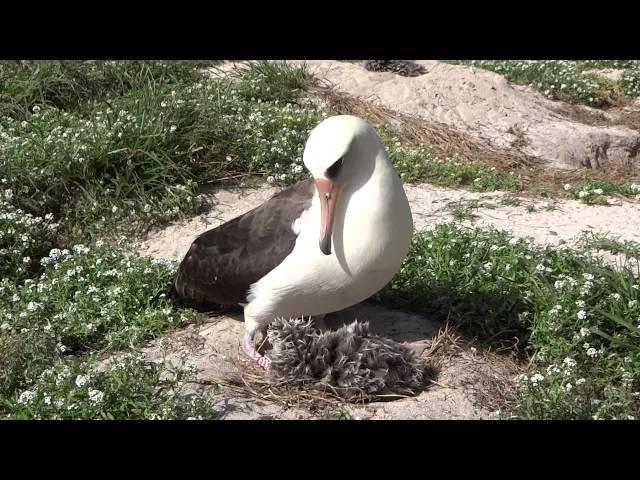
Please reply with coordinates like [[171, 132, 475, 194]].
[[424, 318, 523, 415], [420, 324, 523, 415], [551, 98, 640, 132], [521, 167, 640, 203], [216, 357, 348, 413], [461, 349, 523, 416], [421, 322, 460, 367]]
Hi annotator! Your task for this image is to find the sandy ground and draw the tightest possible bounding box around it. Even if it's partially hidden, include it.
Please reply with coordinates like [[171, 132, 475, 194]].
[[129, 61, 640, 419]]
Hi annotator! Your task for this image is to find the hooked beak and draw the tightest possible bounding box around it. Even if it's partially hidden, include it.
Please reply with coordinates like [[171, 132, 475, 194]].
[[315, 178, 338, 255]]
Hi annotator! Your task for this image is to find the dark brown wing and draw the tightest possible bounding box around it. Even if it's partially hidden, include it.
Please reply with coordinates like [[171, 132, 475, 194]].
[[171, 179, 316, 306]]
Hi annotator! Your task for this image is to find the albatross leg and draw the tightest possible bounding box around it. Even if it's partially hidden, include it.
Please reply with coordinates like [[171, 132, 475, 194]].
[[241, 316, 272, 372], [240, 331, 272, 372]]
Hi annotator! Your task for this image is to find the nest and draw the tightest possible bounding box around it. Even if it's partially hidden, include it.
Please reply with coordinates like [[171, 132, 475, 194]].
[[265, 317, 426, 402]]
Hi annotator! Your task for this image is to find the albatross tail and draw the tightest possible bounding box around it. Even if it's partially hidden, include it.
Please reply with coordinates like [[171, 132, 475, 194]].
[[149, 276, 231, 314]]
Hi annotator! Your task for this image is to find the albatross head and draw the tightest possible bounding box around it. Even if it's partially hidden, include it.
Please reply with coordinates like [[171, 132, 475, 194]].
[[303, 115, 383, 256]]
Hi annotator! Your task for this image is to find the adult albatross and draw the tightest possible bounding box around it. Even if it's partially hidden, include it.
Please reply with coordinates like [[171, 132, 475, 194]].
[[169, 115, 414, 370]]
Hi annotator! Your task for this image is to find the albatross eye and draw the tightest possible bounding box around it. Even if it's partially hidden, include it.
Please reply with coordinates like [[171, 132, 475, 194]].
[[326, 157, 344, 179]]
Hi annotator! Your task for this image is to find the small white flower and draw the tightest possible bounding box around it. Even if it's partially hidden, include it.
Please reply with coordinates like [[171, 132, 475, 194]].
[[88, 388, 104, 404], [75, 375, 90, 388], [579, 327, 590, 338], [593, 188, 603, 195], [578, 191, 588, 199], [18, 390, 36, 405], [26, 301, 41, 312], [111, 206, 118, 213], [169, 125, 177, 133], [576, 378, 586, 385], [577, 310, 587, 320], [22, 256, 31, 264], [610, 293, 622, 301], [586, 348, 598, 358], [550, 305, 563, 315], [530, 373, 544, 386], [563, 184, 571, 191], [266, 176, 275, 184], [563, 357, 577, 368], [554, 280, 565, 289], [73, 244, 89, 255], [628, 300, 638, 309]]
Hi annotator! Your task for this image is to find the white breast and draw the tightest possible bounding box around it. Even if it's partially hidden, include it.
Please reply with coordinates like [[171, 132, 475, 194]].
[[246, 160, 413, 320]]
